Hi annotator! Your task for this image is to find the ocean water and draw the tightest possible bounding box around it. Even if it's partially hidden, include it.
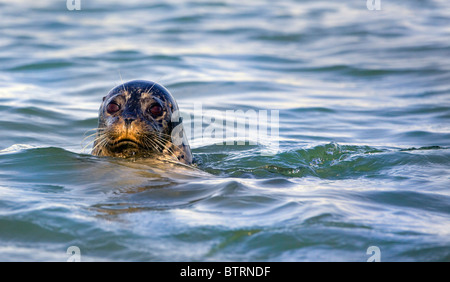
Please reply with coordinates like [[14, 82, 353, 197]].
[[0, 0, 449, 262]]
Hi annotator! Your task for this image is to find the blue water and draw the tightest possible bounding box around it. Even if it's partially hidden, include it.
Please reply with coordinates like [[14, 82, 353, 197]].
[[0, 0, 449, 261]]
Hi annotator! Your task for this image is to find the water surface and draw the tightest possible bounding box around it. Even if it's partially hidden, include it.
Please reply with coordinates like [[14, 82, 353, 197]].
[[0, 0, 449, 261]]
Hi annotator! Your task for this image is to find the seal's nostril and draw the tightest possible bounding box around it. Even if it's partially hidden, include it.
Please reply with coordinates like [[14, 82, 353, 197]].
[[124, 118, 135, 126]]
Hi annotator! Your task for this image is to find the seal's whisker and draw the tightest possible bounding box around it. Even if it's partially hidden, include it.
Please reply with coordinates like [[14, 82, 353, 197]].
[[151, 131, 182, 141], [83, 127, 106, 136], [118, 69, 124, 85], [152, 133, 185, 154], [84, 127, 103, 132], [83, 134, 106, 153], [81, 139, 95, 152], [141, 133, 164, 151], [118, 69, 128, 94], [81, 129, 107, 145], [91, 136, 108, 154], [142, 136, 161, 153], [145, 74, 165, 95], [141, 134, 163, 152], [81, 132, 104, 152], [148, 134, 180, 161], [82, 132, 100, 142], [82, 128, 108, 147], [140, 135, 180, 162]]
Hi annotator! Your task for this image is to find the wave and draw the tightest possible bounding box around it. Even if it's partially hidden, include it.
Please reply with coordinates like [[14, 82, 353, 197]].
[[196, 142, 450, 180]]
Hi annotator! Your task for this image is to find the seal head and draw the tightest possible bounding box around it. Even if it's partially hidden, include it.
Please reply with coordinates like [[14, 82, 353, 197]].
[[91, 80, 192, 165]]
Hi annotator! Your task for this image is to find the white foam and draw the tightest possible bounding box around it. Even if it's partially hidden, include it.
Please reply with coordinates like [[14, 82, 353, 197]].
[[0, 144, 36, 154]]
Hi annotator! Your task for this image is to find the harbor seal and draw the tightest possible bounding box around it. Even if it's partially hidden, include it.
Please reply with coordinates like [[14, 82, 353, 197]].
[[91, 80, 193, 165]]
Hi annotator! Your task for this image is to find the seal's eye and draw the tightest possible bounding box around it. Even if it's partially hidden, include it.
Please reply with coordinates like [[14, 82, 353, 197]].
[[149, 104, 163, 117], [106, 102, 120, 114]]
